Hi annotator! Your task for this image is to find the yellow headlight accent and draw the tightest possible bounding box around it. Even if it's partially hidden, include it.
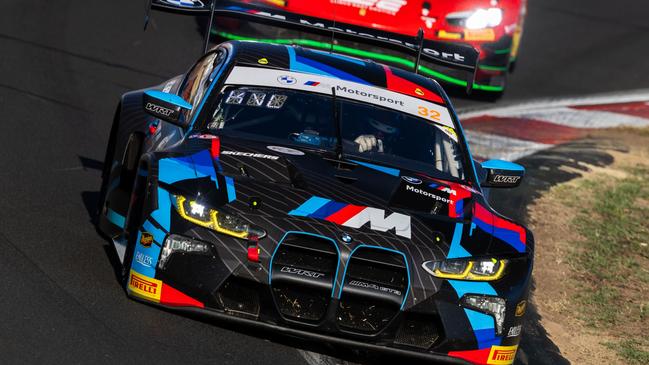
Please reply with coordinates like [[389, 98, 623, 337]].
[[429, 259, 507, 281], [433, 261, 474, 279], [175, 196, 248, 239], [212, 211, 248, 239], [466, 259, 507, 281]]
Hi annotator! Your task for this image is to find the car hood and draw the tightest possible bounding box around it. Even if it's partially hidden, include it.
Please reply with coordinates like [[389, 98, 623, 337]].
[[161, 134, 528, 257]]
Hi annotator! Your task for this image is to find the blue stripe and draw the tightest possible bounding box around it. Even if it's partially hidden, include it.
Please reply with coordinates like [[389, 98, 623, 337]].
[[225, 176, 236, 202], [447, 280, 497, 298], [311, 49, 366, 66], [268, 231, 341, 297], [158, 157, 196, 184], [447, 222, 470, 259], [296, 55, 370, 85], [473, 327, 501, 348], [150, 187, 172, 230], [337, 244, 411, 310], [106, 208, 126, 229], [288, 196, 331, 216], [349, 159, 400, 176], [455, 199, 464, 216], [309, 201, 347, 219], [493, 226, 526, 252], [464, 308, 495, 330]]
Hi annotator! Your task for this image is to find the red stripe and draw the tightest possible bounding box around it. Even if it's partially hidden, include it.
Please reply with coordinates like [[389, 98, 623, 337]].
[[447, 348, 491, 364], [571, 101, 649, 119], [475, 204, 526, 244], [383, 65, 444, 104], [462, 115, 589, 145], [325, 204, 366, 225], [210, 137, 220, 159], [161, 283, 205, 308]]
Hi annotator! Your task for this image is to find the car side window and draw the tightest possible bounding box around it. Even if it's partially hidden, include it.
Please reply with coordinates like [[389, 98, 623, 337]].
[[180, 50, 226, 117]]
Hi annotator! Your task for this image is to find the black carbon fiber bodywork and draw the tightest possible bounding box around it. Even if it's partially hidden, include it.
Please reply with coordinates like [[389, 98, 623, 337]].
[[97, 40, 533, 363]]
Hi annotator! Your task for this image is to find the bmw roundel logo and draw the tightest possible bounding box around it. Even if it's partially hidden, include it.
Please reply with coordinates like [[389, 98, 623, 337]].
[[277, 75, 297, 85], [402, 176, 422, 185], [340, 233, 353, 244]]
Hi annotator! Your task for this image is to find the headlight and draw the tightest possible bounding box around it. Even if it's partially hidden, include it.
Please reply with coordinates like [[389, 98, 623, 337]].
[[422, 258, 507, 281], [158, 234, 210, 269], [174, 195, 266, 239], [462, 295, 506, 335], [447, 8, 503, 29]]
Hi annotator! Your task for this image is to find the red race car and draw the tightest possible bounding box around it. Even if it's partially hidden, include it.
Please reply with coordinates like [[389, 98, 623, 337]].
[[220, 0, 527, 96]]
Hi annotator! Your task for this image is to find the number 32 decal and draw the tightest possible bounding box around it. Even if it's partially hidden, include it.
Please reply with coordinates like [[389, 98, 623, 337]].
[[417, 106, 441, 121]]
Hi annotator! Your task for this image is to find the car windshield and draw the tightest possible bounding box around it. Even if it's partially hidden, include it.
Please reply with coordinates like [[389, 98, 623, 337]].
[[201, 86, 466, 180]]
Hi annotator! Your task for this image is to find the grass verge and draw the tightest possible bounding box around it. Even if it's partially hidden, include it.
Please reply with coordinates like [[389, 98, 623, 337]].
[[553, 164, 649, 363]]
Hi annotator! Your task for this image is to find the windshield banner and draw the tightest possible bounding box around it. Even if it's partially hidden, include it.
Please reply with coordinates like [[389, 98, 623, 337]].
[[225, 66, 455, 129]]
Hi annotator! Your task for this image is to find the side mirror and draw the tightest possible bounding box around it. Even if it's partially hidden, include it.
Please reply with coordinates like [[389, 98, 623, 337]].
[[143, 90, 193, 128], [479, 159, 525, 188]]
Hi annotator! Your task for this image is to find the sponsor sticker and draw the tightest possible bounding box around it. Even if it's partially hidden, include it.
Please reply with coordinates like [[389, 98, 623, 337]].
[[465, 28, 496, 42], [331, 0, 407, 15], [487, 345, 518, 365], [507, 325, 522, 337], [161, 0, 205, 8], [145, 102, 175, 117], [140, 232, 153, 247], [280, 266, 325, 279], [401, 176, 422, 185], [438, 30, 462, 40], [267, 145, 305, 155], [515, 300, 527, 317], [493, 175, 521, 184], [414, 88, 425, 96], [277, 75, 297, 85], [135, 251, 154, 268], [257, 57, 269, 65], [221, 150, 280, 160], [348, 280, 402, 296], [406, 185, 452, 204], [188, 133, 218, 139], [128, 270, 162, 302]]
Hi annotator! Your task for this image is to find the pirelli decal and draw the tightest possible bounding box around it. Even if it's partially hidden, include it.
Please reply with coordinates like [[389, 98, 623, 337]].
[[224, 66, 455, 129], [487, 345, 518, 365], [128, 270, 162, 302]]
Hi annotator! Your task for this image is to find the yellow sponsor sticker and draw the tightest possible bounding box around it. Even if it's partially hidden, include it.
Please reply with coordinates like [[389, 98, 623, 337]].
[[515, 300, 527, 317], [257, 58, 269, 65], [128, 270, 162, 302], [464, 28, 496, 41], [438, 30, 462, 40], [140, 232, 153, 247], [415, 88, 425, 96], [487, 345, 518, 365]]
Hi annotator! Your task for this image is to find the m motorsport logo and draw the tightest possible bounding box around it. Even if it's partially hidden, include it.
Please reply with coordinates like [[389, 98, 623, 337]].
[[289, 196, 411, 238]]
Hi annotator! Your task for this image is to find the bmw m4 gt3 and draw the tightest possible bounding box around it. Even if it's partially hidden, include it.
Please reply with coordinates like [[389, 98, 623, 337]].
[[97, 39, 532, 364]]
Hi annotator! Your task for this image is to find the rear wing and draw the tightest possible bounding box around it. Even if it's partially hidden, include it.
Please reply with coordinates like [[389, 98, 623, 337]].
[[146, 0, 479, 92]]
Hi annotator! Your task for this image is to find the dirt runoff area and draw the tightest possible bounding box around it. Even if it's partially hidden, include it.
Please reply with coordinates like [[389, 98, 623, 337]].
[[528, 127, 649, 364]]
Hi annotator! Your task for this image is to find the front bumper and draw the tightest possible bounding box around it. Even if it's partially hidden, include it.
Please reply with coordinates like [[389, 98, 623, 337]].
[[127, 216, 531, 364]]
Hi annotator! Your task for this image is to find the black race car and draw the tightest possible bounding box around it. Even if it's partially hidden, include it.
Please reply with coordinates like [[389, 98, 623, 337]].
[[97, 7, 533, 364]]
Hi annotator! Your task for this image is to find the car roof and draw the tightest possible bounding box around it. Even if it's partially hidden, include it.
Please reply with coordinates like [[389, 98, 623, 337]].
[[226, 40, 449, 106]]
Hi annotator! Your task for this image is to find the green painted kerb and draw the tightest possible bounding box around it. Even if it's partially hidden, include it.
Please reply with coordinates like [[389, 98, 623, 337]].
[[213, 31, 504, 92]]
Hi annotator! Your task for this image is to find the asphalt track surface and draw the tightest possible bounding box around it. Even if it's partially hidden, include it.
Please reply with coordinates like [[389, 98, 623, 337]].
[[1, 0, 648, 364]]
